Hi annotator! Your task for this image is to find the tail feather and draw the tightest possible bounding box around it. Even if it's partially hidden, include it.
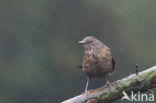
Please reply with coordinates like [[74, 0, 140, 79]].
[[109, 70, 115, 76], [109, 58, 115, 76]]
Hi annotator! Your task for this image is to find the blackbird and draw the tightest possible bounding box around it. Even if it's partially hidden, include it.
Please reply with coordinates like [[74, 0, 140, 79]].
[[79, 36, 115, 92]]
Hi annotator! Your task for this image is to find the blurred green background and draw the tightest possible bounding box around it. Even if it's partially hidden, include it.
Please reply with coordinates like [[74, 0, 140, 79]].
[[0, 0, 156, 103]]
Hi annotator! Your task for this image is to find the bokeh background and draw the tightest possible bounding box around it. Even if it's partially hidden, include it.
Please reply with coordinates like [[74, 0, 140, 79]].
[[0, 0, 156, 103]]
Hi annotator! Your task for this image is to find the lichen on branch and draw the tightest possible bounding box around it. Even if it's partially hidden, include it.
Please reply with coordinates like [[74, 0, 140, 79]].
[[62, 66, 156, 103]]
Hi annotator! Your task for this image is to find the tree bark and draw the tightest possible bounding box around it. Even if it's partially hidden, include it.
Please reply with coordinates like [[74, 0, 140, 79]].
[[62, 66, 156, 103]]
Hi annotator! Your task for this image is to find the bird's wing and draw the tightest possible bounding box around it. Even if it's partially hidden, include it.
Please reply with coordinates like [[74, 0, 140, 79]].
[[93, 49, 115, 74]]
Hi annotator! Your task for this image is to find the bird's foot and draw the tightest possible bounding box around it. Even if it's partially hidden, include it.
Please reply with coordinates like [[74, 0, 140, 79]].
[[81, 90, 89, 97], [82, 89, 94, 95], [105, 81, 116, 90], [82, 90, 89, 94]]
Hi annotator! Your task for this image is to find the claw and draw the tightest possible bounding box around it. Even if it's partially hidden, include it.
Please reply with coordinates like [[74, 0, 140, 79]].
[[105, 80, 116, 90]]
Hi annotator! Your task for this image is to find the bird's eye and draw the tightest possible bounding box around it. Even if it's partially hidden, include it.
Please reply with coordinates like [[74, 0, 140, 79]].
[[89, 41, 93, 44], [89, 41, 93, 43]]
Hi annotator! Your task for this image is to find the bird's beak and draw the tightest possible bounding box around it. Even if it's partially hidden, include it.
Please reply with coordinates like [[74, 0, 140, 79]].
[[78, 40, 85, 44]]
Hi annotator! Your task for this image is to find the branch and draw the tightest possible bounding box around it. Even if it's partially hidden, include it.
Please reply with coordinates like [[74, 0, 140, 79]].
[[62, 66, 156, 103]]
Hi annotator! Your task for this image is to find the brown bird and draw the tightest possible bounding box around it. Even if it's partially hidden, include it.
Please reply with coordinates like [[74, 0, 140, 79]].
[[79, 36, 115, 93]]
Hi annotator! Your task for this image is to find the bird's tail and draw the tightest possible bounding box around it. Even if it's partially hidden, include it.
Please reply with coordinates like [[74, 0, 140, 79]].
[[109, 58, 116, 76], [109, 70, 115, 76]]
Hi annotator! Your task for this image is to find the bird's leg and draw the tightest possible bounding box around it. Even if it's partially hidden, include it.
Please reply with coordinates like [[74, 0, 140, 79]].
[[84, 77, 90, 93], [105, 80, 112, 89], [105, 77, 116, 89], [106, 80, 116, 89]]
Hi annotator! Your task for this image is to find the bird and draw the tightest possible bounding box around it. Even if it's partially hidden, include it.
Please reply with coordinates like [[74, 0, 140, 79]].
[[78, 36, 115, 93]]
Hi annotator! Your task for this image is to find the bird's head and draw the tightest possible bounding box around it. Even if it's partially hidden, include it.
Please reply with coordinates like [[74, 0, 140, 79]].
[[78, 36, 101, 49]]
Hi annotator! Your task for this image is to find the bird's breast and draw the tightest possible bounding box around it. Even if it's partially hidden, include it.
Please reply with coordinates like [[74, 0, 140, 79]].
[[83, 50, 95, 68], [82, 48, 113, 77]]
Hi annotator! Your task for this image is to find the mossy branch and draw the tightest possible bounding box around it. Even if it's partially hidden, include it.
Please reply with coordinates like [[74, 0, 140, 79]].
[[62, 66, 156, 103]]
